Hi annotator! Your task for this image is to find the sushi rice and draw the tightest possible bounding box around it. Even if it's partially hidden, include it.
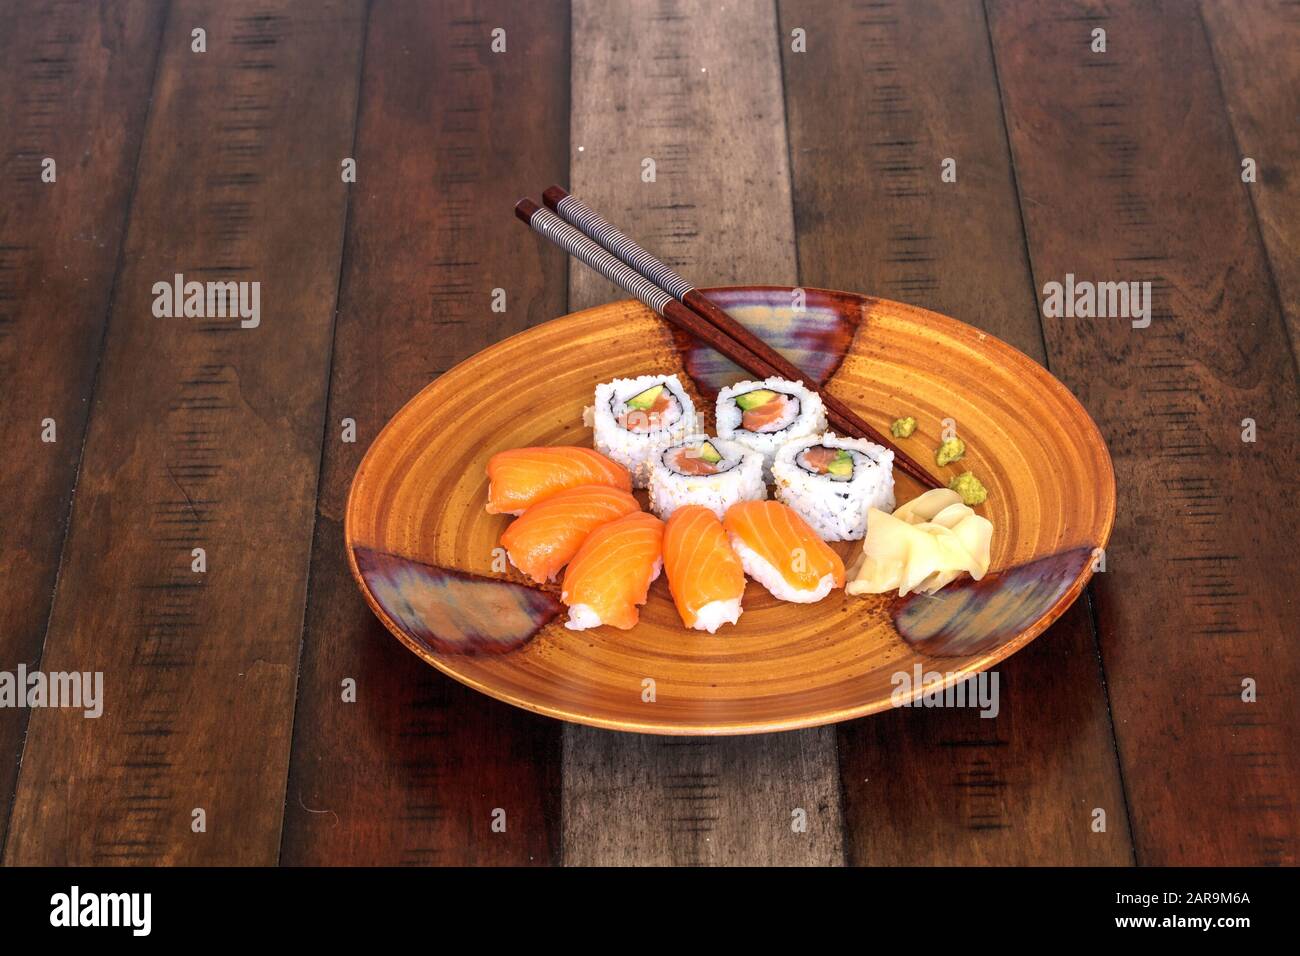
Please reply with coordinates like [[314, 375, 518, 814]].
[[647, 436, 765, 520], [690, 599, 743, 633], [715, 377, 827, 479], [772, 432, 895, 541], [588, 374, 698, 488]]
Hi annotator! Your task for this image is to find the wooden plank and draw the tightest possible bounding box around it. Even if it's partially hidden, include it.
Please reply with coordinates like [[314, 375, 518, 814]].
[[0, 0, 166, 854], [987, 0, 1299, 865], [3, 0, 365, 865], [279, 0, 570, 866], [1200, 0, 1300, 353], [562, 0, 844, 866], [779, 0, 1132, 864]]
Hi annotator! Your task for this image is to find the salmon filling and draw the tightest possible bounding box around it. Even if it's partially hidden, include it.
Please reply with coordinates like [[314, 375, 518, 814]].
[[739, 392, 795, 432], [798, 445, 855, 480], [620, 388, 675, 433], [669, 445, 723, 476]]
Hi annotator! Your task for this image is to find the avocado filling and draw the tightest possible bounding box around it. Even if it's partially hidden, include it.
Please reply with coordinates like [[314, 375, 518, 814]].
[[668, 440, 732, 477], [735, 389, 798, 433], [734, 388, 777, 411], [626, 384, 665, 411], [618, 383, 677, 433], [799, 445, 855, 481]]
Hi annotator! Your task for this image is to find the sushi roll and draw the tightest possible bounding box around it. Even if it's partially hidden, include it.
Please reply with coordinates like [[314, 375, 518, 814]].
[[723, 500, 845, 604], [486, 446, 631, 515], [715, 377, 827, 478], [663, 505, 747, 633], [589, 375, 697, 487], [647, 436, 765, 521], [561, 511, 665, 630], [500, 484, 641, 584], [772, 433, 895, 541]]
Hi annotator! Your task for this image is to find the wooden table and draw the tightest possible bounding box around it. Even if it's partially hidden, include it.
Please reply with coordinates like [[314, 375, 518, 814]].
[[1, 0, 1296, 867]]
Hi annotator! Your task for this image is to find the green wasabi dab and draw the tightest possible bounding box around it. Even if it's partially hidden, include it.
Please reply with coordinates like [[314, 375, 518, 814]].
[[949, 472, 988, 506], [890, 416, 917, 439], [935, 436, 966, 467]]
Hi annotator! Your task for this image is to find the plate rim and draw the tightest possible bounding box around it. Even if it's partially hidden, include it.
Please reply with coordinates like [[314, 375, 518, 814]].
[[344, 286, 1116, 735]]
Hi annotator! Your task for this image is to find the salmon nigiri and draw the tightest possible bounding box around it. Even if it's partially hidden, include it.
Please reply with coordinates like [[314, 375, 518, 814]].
[[723, 499, 845, 603], [486, 446, 631, 515], [663, 505, 747, 632], [501, 484, 641, 585], [561, 511, 665, 630]]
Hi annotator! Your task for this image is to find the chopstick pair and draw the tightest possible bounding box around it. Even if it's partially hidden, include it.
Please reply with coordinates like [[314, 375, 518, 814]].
[[514, 187, 940, 489]]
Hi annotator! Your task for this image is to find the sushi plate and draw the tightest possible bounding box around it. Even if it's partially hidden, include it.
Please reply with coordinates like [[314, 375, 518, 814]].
[[345, 287, 1115, 735]]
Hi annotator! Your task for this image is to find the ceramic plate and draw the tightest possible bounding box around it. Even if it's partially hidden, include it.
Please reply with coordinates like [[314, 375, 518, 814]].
[[345, 287, 1114, 734]]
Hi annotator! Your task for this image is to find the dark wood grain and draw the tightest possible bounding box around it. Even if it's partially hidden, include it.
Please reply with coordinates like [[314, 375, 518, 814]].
[[279, 0, 570, 866], [0, 0, 167, 855], [779, 0, 1133, 865], [3, 0, 365, 865], [987, 0, 1299, 865], [561, 0, 844, 867], [1200, 0, 1300, 354]]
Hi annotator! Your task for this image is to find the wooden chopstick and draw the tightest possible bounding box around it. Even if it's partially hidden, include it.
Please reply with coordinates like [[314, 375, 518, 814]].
[[516, 196, 940, 489], [540, 187, 940, 489], [515, 199, 788, 376], [539, 188, 920, 454]]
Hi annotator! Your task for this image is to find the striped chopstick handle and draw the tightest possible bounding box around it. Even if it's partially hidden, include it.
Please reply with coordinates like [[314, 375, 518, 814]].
[[548, 192, 693, 301], [521, 203, 675, 315]]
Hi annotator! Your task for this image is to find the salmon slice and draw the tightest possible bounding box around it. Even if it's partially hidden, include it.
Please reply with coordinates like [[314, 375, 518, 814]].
[[561, 511, 665, 630], [501, 484, 641, 585], [723, 499, 845, 603], [663, 505, 746, 632], [486, 446, 632, 515]]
